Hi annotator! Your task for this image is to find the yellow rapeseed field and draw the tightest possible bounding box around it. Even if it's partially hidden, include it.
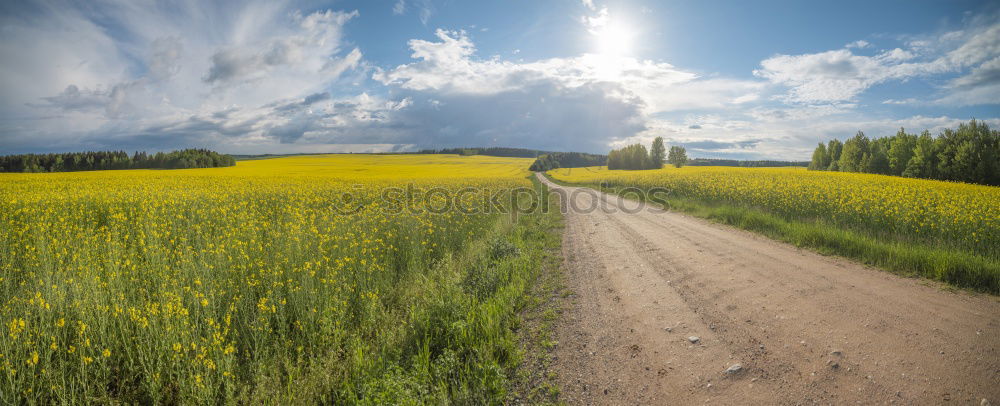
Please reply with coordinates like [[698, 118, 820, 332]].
[[0, 154, 541, 403], [551, 165, 1000, 289]]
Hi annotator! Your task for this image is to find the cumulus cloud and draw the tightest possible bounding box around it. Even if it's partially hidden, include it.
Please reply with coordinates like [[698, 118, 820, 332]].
[[755, 18, 1000, 103], [370, 29, 766, 151], [754, 49, 934, 102], [375, 30, 758, 113], [0, 1, 366, 153]]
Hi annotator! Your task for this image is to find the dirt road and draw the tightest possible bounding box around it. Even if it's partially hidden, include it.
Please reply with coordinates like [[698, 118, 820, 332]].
[[537, 173, 999, 405]]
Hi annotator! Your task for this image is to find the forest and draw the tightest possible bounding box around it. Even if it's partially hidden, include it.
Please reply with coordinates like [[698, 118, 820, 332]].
[[528, 152, 608, 171], [0, 149, 236, 172], [808, 119, 1000, 186]]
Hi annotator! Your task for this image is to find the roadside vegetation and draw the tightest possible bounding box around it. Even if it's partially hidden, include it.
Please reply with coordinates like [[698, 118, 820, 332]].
[[549, 165, 1000, 293], [0, 154, 562, 403], [808, 119, 1000, 186]]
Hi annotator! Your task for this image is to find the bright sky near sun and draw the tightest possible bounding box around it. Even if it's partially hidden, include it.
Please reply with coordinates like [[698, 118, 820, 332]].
[[0, 0, 997, 159]]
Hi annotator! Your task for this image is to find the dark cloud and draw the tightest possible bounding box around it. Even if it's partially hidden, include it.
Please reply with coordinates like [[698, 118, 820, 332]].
[[381, 81, 646, 153], [265, 119, 314, 144], [203, 50, 252, 83], [807, 58, 858, 78], [302, 92, 331, 105], [688, 124, 702, 129], [38, 85, 107, 111]]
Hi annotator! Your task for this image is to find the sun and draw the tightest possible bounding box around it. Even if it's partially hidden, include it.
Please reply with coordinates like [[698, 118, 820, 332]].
[[586, 14, 636, 79], [593, 22, 635, 57]]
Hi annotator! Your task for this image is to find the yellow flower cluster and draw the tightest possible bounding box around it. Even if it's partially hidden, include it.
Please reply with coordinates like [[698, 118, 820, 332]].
[[0, 154, 533, 403]]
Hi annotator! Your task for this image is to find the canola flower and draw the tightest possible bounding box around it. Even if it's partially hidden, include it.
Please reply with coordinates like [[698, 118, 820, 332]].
[[0, 154, 536, 403]]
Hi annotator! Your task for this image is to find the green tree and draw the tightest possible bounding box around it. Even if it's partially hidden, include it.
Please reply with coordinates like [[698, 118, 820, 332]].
[[667, 145, 688, 168], [650, 137, 666, 169], [902, 131, 937, 179], [607, 144, 651, 170], [933, 119, 1000, 184], [808, 142, 828, 170], [887, 128, 917, 176], [839, 131, 869, 172], [826, 139, 843, 171]]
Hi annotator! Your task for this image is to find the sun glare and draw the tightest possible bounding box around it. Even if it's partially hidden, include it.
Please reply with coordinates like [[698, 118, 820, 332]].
[[594, 22, 634, 57], [585, 10, 637, 79]]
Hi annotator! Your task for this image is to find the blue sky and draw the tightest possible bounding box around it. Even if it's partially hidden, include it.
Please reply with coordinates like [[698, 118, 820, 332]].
[[0, 0, 997, 159]]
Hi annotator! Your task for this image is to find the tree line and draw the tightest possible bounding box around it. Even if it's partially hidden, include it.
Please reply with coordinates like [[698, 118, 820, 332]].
[[607, 137, 687, 170], [808, 119, 1000, 186], [0, 149, 236, 173], [418, 147, 548, 158], [687, 158, 808, 167], [528, 152, 608, 171]]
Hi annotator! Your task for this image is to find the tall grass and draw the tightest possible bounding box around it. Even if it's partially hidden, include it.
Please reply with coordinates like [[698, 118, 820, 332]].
[[0, 156, 556, 403]]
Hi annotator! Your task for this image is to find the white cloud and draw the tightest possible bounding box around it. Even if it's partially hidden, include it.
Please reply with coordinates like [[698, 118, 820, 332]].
[[755, 19, 1000, 104], [582, 7, 609, 34], [935, 56, 1000, 105], [845, 40, 870, 49], [368, 30, 769, 152], [755, 49, 892, 102], [375, 30, 759, 113], [203, 10, 359, 84], [0, 2, 366, 153]]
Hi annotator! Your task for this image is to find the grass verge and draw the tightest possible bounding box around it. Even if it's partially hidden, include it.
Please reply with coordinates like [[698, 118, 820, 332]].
[[508, 177, 566, 405]]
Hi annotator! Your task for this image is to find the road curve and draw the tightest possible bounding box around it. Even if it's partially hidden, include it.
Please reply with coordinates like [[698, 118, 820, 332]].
[[537, 173, 999, 405]]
